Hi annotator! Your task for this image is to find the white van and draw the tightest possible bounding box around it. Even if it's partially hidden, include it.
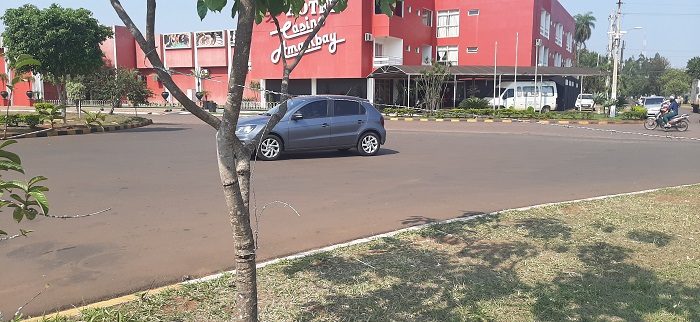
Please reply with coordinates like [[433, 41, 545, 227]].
[[487, 81, 558, 113]]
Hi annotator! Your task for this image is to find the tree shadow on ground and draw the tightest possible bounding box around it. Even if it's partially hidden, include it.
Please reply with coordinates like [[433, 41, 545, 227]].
[[532, 241, 699, 321], [268, 213, 697, 321], [627, 229, 673, 247], [278, 236, 533, 321]]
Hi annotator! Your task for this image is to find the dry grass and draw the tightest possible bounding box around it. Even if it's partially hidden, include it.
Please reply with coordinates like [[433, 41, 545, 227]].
[[33, 185, 700, 322]]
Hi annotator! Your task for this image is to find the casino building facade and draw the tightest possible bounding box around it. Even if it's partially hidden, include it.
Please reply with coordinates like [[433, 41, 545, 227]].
[[2, 0, 578, 108]]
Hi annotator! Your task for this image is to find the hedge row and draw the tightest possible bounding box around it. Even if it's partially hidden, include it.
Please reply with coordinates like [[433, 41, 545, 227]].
[[382, 106, 648, 121], [0, 113, 42, 128]]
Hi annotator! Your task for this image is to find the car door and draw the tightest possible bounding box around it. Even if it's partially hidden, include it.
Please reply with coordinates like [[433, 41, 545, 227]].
[[286, 99, 331, 149], [330, 99, 367, 147]]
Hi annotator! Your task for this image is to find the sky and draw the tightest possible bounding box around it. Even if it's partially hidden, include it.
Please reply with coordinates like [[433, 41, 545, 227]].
[[0, 0, 698, 68]]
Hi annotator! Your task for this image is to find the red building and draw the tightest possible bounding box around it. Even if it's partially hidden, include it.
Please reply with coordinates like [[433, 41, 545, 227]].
[[4, 0, 578, 108]]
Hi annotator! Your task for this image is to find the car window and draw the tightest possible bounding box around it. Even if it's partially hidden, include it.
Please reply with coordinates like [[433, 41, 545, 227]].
[[334, 100, 366, 116], [542, 86, 555, 97], [644, 97, 663, 105], [297, 100, 328, 119], [579, 94, 593, 100]]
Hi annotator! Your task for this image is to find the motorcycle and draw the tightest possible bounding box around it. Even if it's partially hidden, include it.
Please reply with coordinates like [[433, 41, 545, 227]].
[[643, 104, 689, 132]]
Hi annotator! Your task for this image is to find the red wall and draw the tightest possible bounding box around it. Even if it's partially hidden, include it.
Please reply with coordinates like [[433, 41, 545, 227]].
[[433, 0, 574, 67], [249, 1, 373, 80]]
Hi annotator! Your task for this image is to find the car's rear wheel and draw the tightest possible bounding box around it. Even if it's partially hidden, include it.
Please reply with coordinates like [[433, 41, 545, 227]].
[[357, 132, 380, 156], [643, 117, 658, 130], [257, 135, 283, 161], [541, 106, 551, 113]]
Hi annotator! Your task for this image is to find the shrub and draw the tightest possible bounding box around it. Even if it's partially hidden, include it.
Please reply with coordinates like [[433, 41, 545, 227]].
[[619, 106, 647, 120], [458, 97, 490, 109], [0, 114, 22, 127], [22, 114, 42, 128], [34, 103, 63, 127]]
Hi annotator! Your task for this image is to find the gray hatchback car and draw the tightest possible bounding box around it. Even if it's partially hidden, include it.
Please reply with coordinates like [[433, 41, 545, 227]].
[[235, 95, 387, 160]]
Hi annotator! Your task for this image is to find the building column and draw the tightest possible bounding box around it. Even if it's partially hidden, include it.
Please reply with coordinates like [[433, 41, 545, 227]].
[[367, 78, 375, 104], [311, 78, 317, 95]]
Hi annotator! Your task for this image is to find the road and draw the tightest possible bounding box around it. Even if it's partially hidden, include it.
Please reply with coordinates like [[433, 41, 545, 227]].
[[2, 110, 700, 319]]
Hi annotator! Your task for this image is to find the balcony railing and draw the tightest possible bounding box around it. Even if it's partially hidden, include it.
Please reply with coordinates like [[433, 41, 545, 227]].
[[373, 55, 403, 67]]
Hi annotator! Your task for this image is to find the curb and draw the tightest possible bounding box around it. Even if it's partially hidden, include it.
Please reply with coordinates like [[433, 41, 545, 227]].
[[384, 117, 644, 125], [6, 119, 154, 139]]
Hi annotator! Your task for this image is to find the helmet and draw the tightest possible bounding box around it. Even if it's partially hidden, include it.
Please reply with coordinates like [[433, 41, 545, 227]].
[[669, 95, 675, 99]]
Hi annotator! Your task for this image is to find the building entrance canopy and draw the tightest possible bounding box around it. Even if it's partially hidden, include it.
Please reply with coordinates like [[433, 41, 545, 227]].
[[367, 65, 607, 110]]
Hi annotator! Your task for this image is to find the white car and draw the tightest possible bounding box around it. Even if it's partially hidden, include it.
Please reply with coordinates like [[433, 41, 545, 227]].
[[575, 93, 595, 111]]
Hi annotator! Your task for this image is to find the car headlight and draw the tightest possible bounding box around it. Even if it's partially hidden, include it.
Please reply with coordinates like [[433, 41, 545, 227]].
[[236, 124, 257, 134]]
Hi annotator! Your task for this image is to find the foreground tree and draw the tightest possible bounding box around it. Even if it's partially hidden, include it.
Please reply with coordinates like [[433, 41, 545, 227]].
[[109, 0, 396, 320], [0, 4, 112, 105], [0, 54, 41, 138]]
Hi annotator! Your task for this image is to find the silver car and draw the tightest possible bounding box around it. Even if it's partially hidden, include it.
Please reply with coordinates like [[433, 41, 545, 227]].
[[642, 96, 665, 117], [236, 95, 387, 160]]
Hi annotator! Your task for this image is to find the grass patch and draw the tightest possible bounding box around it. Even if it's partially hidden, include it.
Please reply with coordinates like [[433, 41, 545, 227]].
[[32, 186, 700, 321]]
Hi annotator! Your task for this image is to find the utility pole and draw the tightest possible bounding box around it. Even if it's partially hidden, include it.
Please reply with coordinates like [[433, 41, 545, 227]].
[[604, 10, 616, 98], [610, 0, 623, 117]]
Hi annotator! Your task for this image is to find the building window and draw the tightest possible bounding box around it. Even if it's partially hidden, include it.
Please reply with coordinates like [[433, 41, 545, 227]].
[[467, 47, 478, 53], [407, 6, 411, 13], [416, 47, 420, 54], [565, 32, 573, 52], [468, 9, 480, 16], [437, 45, 458, 65], [406, 45, 411, 52], [394, 1, 404, 17], [375, 43, 384, 57], [422, 9, 433, 27], [437, 10, 459, 38], [540, 9, 550, 39], [555, 23, 563, 47]]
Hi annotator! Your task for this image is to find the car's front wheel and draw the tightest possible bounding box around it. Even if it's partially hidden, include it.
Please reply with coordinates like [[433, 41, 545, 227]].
[[257, 135, 283, 161], [357, 132, 380, 156]]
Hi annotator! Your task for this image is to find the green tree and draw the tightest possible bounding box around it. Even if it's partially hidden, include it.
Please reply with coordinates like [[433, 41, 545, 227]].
[[66, 78, 87, 117], [659, 68, 691, 97], [685, 56, 700, 80], [574, 12, 596, 66], [416, 61, 451, 115], [577, 49, 609, 95], [109, 0, 397, 320], [89, 67, 150, 115], [0, 4, 113, 105]]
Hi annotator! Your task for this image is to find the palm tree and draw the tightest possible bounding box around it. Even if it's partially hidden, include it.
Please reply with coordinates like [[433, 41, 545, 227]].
[[574, 12, 596, 66]]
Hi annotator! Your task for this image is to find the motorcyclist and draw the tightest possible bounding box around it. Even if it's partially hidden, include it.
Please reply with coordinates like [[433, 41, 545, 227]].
[[663, 95, 679, 128]]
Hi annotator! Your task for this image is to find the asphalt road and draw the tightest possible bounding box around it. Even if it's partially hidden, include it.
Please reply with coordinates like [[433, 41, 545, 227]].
[[2, 110, 700, 319]]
